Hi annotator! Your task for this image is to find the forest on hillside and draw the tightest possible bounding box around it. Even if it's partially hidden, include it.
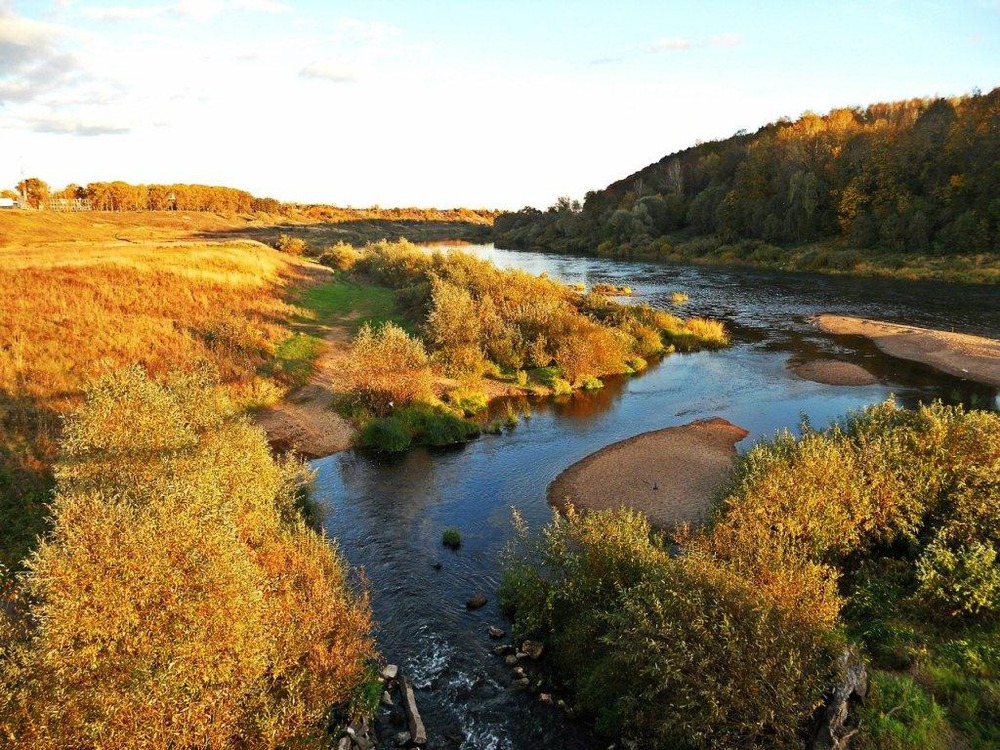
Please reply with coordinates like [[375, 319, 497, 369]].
[[495, 87, 1000, 259]]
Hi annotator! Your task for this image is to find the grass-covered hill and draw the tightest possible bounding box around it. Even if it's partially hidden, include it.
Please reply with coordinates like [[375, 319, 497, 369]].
[[495, 87, 1000, 281]]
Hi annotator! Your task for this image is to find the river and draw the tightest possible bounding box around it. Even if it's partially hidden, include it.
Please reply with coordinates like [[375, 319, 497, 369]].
[[311, 245, 1000, 750]]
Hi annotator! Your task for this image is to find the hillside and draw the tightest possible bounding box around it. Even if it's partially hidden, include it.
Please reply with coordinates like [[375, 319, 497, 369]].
[[495, 87, 1000, 281]]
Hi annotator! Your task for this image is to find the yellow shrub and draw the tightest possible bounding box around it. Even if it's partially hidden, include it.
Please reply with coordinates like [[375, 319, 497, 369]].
[[0, 366, 374, 749], [348, 322, 433, 414]]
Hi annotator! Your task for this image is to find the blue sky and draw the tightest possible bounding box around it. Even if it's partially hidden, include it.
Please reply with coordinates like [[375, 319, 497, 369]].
[[1, 0, 997, 208]]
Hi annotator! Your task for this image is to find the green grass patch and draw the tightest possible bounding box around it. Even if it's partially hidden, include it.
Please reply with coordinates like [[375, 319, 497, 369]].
[[858, 673, 952, 750], [293, 277, 405, 335], [358, 402, 481, 452], [442, 528, 462, 550]]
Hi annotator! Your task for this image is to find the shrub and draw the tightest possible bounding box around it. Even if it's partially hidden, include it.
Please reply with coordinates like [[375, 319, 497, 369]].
[[670, 291, 690, 304], [500, 508, 838, 749], [0, 366, 375, 749], [320, 241, 362, 271], [275, 233, 308, 255], [442, 529, 462, 550], [347, 322, 433, 415], [916, 535, 1000, 618]]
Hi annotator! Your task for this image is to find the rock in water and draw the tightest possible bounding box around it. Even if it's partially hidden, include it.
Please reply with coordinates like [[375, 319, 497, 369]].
[[466, 593, 487, 609], [400, 677, 427, 746], [810, 647, 868, 750], [381, 663, 399, 681], [488, 625, 506, 639]]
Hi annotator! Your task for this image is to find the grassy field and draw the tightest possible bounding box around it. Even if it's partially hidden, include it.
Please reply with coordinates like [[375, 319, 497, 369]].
[[0, 212, 332, 571]]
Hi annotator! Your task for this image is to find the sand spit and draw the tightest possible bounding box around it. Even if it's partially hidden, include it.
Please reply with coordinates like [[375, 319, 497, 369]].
[[548, 418, 749, 530], [790, 359, 878, 386], [814, 314, 1000, 388]]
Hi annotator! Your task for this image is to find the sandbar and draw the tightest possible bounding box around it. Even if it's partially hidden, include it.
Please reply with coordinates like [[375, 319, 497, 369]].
[[548, 417, 749, 530], [814, 314, 1000, 387], [790, 359, 878, 386]]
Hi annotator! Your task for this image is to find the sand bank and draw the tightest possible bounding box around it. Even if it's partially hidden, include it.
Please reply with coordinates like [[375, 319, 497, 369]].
[[790, 359, 878, 386], [548, 418, 749, 530], [814, 314, 1000, 387]]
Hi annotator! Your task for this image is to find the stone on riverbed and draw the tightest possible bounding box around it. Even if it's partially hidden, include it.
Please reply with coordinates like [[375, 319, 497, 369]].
[[466, 593, 488, 609], [400, 677, 427, 746], [488, 625, 506, 639]]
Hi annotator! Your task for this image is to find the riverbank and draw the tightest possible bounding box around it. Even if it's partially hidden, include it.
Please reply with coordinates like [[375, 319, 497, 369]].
[[814, 314, 1000, 387], [547, 417, 749, 531]]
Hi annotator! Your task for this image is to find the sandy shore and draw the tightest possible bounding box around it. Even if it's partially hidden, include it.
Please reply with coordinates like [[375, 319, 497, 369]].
[[814, 314, 1000, 387], [790, 359, 878, 386], [548, 418, 749, 530]]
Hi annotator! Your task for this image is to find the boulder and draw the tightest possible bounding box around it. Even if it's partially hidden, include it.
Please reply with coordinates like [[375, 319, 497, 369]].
[[504, 655, 518, 666], [381, 664, 399, 681], [381, 690, 394, 707], [512, 677, 530, 689], [493, 644, 515, 656], [539, 693, 553, 705], [400, 677, 427, 746], [488, 626, 506, 639], [466, 593, 488, 609]]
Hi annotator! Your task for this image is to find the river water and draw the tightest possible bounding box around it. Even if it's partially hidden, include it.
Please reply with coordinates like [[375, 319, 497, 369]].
[[312, 245, 1000, 750]]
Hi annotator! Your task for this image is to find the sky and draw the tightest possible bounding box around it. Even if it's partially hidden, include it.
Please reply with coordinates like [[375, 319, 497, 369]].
[[1, 1, 998, 209]]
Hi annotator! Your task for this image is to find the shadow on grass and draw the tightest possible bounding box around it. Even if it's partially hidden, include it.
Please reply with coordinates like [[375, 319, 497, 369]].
[[194, 219, 493, 249], [1, 391, 57, 574]]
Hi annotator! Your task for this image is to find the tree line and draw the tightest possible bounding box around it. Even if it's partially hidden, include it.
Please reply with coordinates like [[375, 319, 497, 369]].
[[1, 179, 500, 225], [495, 87, 1000, 257]]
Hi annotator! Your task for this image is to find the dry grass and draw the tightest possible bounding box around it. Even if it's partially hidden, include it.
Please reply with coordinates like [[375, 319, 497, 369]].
[[0, 212, 330, 570], [0, 235, 314, 412]]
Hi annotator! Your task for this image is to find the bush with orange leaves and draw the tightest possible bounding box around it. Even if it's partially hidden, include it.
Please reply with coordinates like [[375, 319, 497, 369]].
[[0, 366, 375, 750]]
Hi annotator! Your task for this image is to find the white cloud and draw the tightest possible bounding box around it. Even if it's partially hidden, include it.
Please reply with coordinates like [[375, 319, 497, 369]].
[[300, 63, 357, 83], [0, 8, 88, 104], [82, 5, 167, 21], [22, 114, 132, 136], [173, 0, 288, 21], [709, 33, 742, 47], [648, 37, 691, 52]]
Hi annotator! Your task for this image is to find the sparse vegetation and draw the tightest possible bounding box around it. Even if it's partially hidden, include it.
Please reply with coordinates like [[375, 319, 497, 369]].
[[670, 291, 689, 304]]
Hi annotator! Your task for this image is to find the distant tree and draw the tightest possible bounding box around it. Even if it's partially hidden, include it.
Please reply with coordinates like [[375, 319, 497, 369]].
[[16, 178, 49, 209]]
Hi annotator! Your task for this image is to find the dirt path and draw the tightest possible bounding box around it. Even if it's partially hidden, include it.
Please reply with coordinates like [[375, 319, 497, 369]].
[[548, 418, 749, 531], [814, 314, 1000, 387], [256, 279, 357, 458]]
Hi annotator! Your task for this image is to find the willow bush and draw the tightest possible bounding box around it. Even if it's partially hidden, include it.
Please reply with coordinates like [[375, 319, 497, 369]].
[[0, 366, 375, 749], [500, 508, 838, 750]]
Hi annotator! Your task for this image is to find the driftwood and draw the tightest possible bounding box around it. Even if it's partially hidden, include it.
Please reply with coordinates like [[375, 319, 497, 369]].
[[810, 648, 868, 750]]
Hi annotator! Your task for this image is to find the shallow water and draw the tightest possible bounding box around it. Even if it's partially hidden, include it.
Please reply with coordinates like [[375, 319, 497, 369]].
[[312, 246, 1000, 749]]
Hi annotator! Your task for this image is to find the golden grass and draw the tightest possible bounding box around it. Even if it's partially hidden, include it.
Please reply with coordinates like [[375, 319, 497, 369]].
[[0, 233, 316, 415]]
